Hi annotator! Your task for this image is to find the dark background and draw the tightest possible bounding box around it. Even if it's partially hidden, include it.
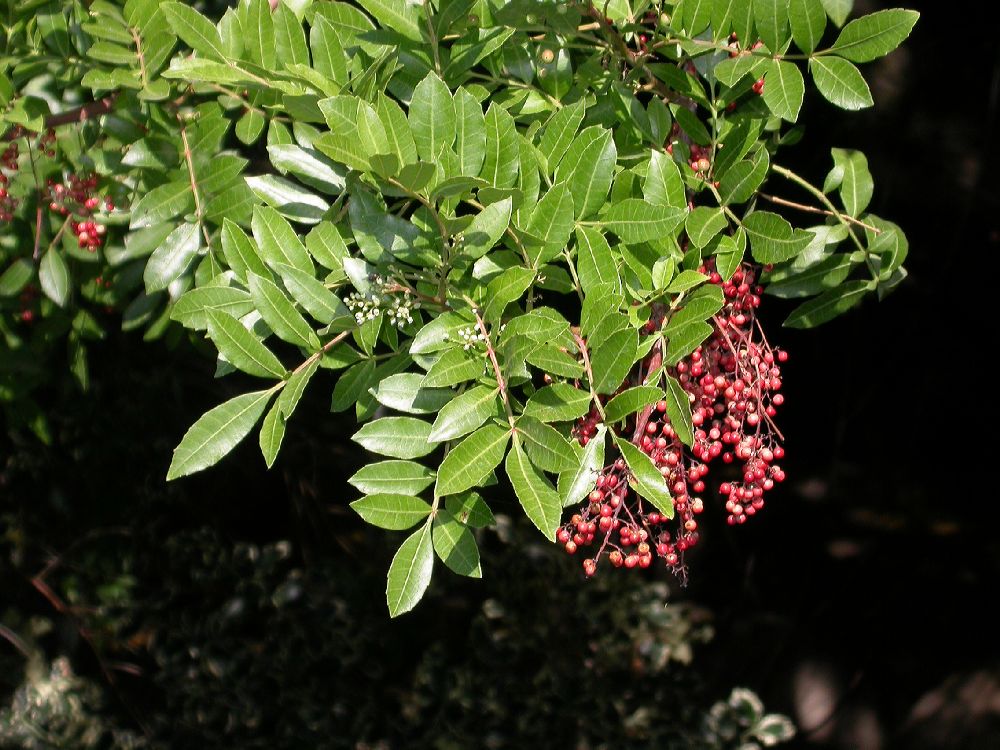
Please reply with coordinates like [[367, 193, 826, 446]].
[[1, 0, 995, 747]]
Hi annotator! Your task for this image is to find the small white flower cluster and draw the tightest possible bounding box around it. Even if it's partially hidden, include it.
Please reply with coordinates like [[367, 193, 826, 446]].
[[346, 283, 420, 329], [457, 322, 487, 351], [386, 293, 418, 329], [346, 291, 381, 325]]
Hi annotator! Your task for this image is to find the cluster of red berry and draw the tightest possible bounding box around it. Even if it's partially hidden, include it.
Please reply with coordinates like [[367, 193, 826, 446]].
[[17, 284, 39, 323], [45, 174, 110, 251], [36, 128, 56, 157], [561, 263, 787, 580], [1, 135, 21, 222], [0, 174, 17, 223], [1, 136, 20, 171]]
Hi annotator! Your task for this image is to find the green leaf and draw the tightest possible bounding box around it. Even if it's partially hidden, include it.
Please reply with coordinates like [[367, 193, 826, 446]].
[[753, 0, 790, 52], [351, 494, 433, 530], [162, 57, 256, 85], [766, 252, 857, 298], [515, 415, 577, 473], [563, 129, 616, 219], [252, 206, 315, 275], [377, 92, 418, 165], [272, 2, 308, 67], [248, 272, 321, 350], [523, 383, 592, 422], [743, 211, 814, 263], [0, 259, 35, 297], [762, 59, 805, 122], [273, 263, 349, 325], [538, 99, 586, 174], [258, 401, 286, 468], [445, 491, 495, 528], [453, 88, 487, 177], [604, 200, 686, 243], [664, 320, 713, 365], [719, 146, 770, 205], [575, 226, 621, 295], [432, 510, 481, 578], [484, 266, 536, 322], [683, 0, 713, 34], [481, 103, 519, 189], [386, 521, 433, 617], [330, 359, 377, 412], [671, 105, 712, 146], [305, 222, 350, 271], [277, 357, 318, 418], [409, 311, 473, 355], [409, 72, 456, 162], [171, 286, 254, 330], [245, 175, 330, 224], [435, 423, 510, 496], [310, 16, 348, 88], [207, 310, 287, 379], [129, 181, 193, 229], [349, 460, 436, 496], [558, 424, 605, 507], [783, 279, 873, 327], [663, 374, 694, 446], [525, 182, 574, 266], [686, 207, 728, 248], [422, 347, 485, 389], [832, 148, 873, 216], [666, 270, 708, 293], [506, 441, 562, 540], [614, 436, 674, 518], [356, 0, 422, 42], [830, 9, 919, 63], [581, 294, 625, 347], [161, 2, 226, 60], [221, 219, 269, 283], [245, 0, 275, 69], [811, 57, 873, 110], [373, 373, 454, 414], [268, 144, 347, 194], [666, 284, 725, 328], [820, 0, 853, 26], [525, 345, 583, 379], [39, 249, 70, 307], [429, 385, 500, 443], [167, 388, 275, 479], [789, 0, 826, 53], [644, 149, 687, 209], [462, 197, 511, 259], [143, 222, 200, 293], [590, 326, 638, 395], [604, 386, 663, 424], [353, 416, 434, 459]]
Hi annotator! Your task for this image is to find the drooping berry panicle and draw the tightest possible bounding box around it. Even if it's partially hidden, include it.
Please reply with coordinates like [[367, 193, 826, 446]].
[[561, 262, 787, 582]]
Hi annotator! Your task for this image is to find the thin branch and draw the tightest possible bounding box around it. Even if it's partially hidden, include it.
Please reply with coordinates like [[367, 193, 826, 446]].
[[178, 122, 213, 248], [470, 303, 516, 427], [423, 0, 443, 76], [129, 28, 148, 88], [771, 163, 880, 280], [573, 330, 606, 422], [759, 192, 881, 233], [2, 94, 119, 141]]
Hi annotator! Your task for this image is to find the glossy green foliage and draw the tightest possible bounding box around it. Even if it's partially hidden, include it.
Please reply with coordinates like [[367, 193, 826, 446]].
[[0, 0, 915, 615]]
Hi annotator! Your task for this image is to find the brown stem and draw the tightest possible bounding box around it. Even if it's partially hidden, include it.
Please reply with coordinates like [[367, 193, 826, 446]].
[[472, 304, 515, 427], [631, 338, 663, 443], [759, 192, 881, 233], [573, 330, 607, 421], [3, 94, 120, 141]]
